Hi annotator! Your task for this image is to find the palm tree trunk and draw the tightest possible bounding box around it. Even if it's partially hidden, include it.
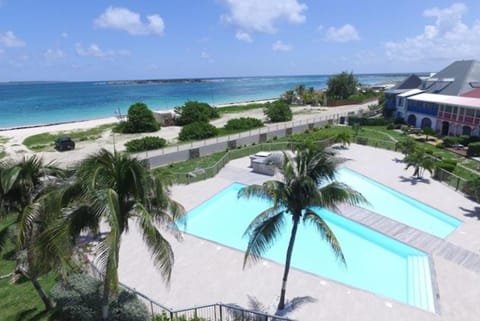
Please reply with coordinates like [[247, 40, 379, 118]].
[[31, 275, 55, 310], [102, 278, 110, 321], [17, 268, 54, 310], [277, 215, 300, 311]]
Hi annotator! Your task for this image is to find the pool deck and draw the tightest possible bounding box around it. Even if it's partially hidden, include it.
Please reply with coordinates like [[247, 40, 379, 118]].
[[117, 144, 480, 321]]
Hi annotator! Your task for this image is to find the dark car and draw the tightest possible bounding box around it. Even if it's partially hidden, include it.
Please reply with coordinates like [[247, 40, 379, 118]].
[[55, 137, 75, 151]]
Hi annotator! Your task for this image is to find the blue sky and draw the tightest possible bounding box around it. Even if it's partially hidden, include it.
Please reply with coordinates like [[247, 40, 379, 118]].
[[1, 0, 480, 81]]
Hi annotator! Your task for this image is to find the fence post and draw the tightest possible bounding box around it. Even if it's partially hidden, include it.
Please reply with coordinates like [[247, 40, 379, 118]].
[[150, 302, 154, 317], [456, 177, 460, 191], [219, 305, 223, 321]]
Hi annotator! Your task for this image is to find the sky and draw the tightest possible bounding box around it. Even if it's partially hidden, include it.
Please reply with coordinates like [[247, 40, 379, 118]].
[[1, 0, 480, 81]]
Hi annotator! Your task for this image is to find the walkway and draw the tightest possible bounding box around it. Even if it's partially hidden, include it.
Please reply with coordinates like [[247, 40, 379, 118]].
[[337, 204, 480, 274]]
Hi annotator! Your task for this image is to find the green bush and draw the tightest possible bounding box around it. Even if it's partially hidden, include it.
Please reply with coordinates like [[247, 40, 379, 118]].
[[50, 274, 149, 321], [174, 101, 219, 126], [467, 142, 480, 157], [125, 136, 167, 152], [264, 100, 292, 123], [347, 116, 392, 126], [434, 160, 457, 178], [224, 117, 263, 131], [118, 103, 160, 133], [442, 136, 460, 147], [326, 72, 359, 99], [178, 122, 218, 141], [386, 123, 395, 130]]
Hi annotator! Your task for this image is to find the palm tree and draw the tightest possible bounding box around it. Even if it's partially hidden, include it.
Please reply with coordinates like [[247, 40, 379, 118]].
[[403, 149, 436, 179], [295, 84, 306, 105], [334, 131, 352, 148], [395, 137, 416, 157], [66, 149, 185, 320], [0, 156, 64, 310], [238, 147, 366, 311]]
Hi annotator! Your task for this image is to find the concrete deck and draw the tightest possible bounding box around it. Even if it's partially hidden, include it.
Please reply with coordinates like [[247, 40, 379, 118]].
[[117, 144, 480, 321]]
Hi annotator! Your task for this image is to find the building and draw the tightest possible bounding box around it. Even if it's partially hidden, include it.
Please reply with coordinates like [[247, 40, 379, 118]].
[[385, 60, 480, 136]]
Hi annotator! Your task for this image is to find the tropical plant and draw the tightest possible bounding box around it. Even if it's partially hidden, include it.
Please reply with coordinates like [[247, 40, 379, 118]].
[[174, 101, 219, 126], [49, 149, 186, 320], [334, 131, 352, 148], [125, 136, 167, 153], [0, 155, 65, 310], [238, 147, 366, 311], [224, 117, 263, 131], [118, 103, 160, 133], [264, 100, 292, 123], [326, 72, 359, 100], [403, 149, 436, 179], [395, 137, 416, 156], [178, 122, 218, 141]]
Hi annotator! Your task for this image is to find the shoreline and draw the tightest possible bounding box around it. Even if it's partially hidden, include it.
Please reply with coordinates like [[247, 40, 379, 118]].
[[0, 97, 278, 132]]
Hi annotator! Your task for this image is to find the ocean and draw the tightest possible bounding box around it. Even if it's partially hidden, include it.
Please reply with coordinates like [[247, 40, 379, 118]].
[[0, 74, 406, 129]]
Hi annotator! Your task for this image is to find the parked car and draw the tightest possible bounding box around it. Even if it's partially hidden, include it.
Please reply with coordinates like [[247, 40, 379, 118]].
[[55, 137, 75, 151]]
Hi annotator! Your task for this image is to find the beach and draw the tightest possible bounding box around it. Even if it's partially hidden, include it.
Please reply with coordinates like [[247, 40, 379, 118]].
[[0, 99, 375, 167]]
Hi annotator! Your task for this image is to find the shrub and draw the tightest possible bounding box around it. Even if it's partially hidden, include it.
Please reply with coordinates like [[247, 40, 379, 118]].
[[125, 136, 167, 152], [326, 72, 359, 99], [347, 116, 392, 126], [386, 123, 395, 130], [178, 122, 218, 141], [264, 100, 292, 122], [442, 136, 459, 147], [174, 101, 219, 126], [51, 274, 149, 321], [467, 142, 480, 157], [356, 137, 368, 145], [118, 103, 160, 133], [224, 117, 263, 131]]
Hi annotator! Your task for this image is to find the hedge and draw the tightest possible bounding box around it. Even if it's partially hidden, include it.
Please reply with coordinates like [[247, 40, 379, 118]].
[[347, 116, 393, 126], [467, 142, 480, 157], [125, 136, 167, 152], [224, 117, 263, 131], [178, 122, 218, 141]]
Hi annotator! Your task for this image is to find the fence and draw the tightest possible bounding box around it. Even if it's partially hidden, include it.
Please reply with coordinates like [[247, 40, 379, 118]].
[[88, 263, 295, 321]]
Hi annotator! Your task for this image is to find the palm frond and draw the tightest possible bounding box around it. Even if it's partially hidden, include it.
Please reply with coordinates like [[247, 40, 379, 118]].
[[303, 209, 345, 265], [243, 210, 285, 268], [135, 204, 174, 282], [1, 166, 20, 193], [315, 181, 367, 212], [238, 181, 285, 207]]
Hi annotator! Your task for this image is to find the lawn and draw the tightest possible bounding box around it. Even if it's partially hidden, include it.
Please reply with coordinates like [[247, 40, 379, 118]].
[[0, 217, 56, 321], [216, 102, 268, 115], [162, 151, 227, 174], [23, 123, 115, 151]]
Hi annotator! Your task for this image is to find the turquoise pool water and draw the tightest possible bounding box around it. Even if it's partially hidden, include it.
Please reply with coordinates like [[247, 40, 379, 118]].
[[335, 168, 461, 238], [185, 183, 435, 312]]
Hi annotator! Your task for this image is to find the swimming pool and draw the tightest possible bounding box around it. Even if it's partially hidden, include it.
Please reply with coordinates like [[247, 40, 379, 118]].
[[335, 168, 461, 238], [185, 183, 436, 312]]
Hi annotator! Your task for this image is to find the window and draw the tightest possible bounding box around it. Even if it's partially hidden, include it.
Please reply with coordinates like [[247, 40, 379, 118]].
[[466, 109, 475, 117], [445, 105, 452, 113]]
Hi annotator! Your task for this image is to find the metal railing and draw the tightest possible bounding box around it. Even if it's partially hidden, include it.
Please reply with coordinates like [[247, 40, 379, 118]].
[[88, 263, 295, 321]]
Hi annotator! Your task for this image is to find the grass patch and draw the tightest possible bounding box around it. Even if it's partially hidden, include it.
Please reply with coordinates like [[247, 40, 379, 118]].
[[0, 216, 55, 321], [0, 136, 9, 144], [162, 151, 227, 174], [216, 103, 268, 115], [23, 123, 115, 151]]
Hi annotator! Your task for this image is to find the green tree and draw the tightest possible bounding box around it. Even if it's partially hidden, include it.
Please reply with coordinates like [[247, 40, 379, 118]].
[[121, 102, 160, 133], [57, 149, 185, 320], [264, 100, 293, 123], [174, 101, 219, 126], [238, 147, 365, 311], [0, 156, 64, 310], [326, 72, 359, 100], [403, 149, 436, 179], [281, 90, 295, 104]]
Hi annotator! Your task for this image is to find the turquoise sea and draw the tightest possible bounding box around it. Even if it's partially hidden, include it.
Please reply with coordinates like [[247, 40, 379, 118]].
[[0, 74, 406, 129]]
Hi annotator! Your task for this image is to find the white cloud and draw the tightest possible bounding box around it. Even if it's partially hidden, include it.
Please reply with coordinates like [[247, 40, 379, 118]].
[[61, 32, 69, 39], [385, 3, 480, 62], [272, 40, 292, 51], [235, 30, 252, 42], [325, 24, 360, 43], [200, 51, 210, 59], [0, 31, 26, 47], [75, 43, 130, 58], [43, 49, 66, 61], [221, 0, 307, 39], [94, 7, 164, 36]]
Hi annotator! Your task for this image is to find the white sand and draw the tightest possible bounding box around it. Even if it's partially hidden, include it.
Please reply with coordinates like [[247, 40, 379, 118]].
[[0, 100, 375, 166]]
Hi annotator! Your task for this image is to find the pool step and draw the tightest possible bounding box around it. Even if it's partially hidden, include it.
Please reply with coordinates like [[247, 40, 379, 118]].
[[406, 256, 435, 312]]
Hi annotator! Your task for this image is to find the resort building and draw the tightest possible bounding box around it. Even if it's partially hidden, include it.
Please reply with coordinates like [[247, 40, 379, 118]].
[[385, 60, 480, 135]]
